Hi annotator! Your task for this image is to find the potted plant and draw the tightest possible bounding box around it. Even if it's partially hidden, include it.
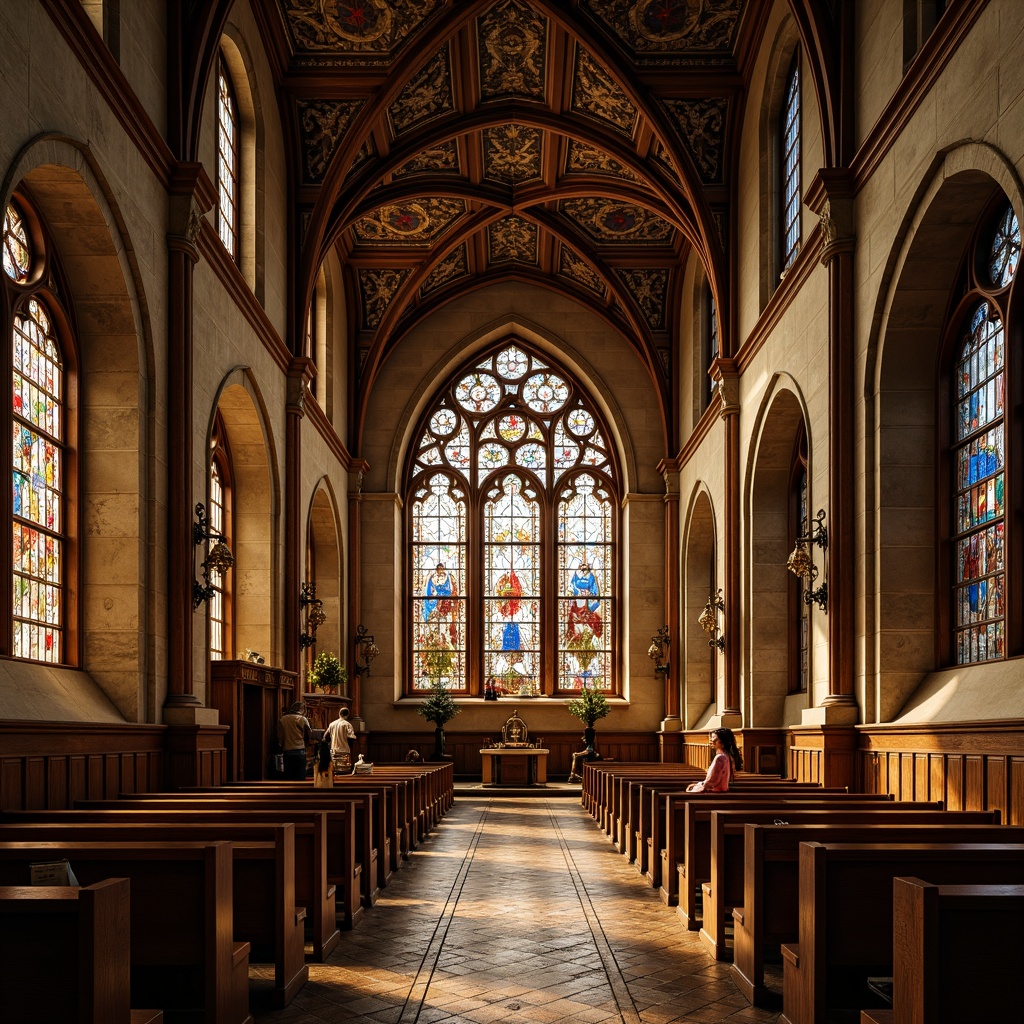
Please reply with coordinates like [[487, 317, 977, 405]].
[[416, 680, 461, 760], [566, 684, 610, 749], [307, 651, 348, 696]]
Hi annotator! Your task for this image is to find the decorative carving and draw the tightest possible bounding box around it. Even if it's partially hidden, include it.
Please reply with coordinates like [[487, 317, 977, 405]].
[[558, 245, 605, 296], [660, 98, 728, 181], [571, 47, 637, 136], [483, 125, 543, 184], [393, 141, 460, 178], [280, 0, 442, 57], [421, 244, 469, 294], [358, 267, 410, 329], [299, 99, 364, 183], [651, 140, 682, 185], [819, 198, 835, 247], [388, 47, 454, 135], [565, 140, 643, 182], [560, 197, 674, 244], [615, 268, 669, 329], [478, 0, 547, 100], [584, 0, 742, 53], [186, 206, 204, 245], [352, 198, 465, 245], [487, 215, 538, 265]]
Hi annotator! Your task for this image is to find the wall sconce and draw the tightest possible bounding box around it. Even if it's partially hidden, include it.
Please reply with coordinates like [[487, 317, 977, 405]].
[[787, 508, 828, 612], [647, 625, 671, 676], [698, 589, 726, 651], [192, 503, 234, 608], [354, 623, 380, 676], [299, 582, 326, 650]]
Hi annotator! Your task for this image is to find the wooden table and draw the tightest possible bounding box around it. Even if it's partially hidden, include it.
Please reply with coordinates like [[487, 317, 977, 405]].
[[480, 748, 549, 786]]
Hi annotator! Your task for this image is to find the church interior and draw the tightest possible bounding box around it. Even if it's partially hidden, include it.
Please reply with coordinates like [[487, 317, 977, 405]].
[[0, 0, 1023, 1020]]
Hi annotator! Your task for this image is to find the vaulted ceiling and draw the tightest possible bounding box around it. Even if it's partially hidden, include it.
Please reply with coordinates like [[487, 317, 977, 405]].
[[251, 0, 766, 401]]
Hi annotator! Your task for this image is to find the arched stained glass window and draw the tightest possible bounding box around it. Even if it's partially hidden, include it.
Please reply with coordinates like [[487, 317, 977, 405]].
[[780, 52, 801, 275], [12, 297, 64, 662], [407, 342, 618, 696], [216, 56, 239, 260], [789, 427, 809, 692], [3, 203, 30, 283]]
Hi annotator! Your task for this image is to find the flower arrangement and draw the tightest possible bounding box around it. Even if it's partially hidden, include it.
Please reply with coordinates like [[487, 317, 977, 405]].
[[566, 685, 610, 728], [416, 680, 461, 727], [307, 651, 348, 695]]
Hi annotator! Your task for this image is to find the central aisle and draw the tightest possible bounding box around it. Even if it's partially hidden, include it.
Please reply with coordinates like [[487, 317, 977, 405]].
[[253, 798, 781, 1024]]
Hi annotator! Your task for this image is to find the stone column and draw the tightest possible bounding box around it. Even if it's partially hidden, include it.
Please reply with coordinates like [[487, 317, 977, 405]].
[[348, 461, 369, 729], [285, 359, 315, 678], [657, 462, 682, 761], [805, 170, 858, 726]]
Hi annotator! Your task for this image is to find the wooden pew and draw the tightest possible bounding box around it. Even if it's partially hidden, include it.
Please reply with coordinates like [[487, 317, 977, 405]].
[[860, 877, 1024, 1024], [700, 808, 1001, 962], [777, 842, 1024, 1024], [732, 821, 1022, 1009], [0, 840, 251, 1024], [0, 878, 163, 1024], [0, 821, 308, 1006]]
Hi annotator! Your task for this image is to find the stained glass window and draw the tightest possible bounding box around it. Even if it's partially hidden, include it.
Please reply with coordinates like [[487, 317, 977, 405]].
[[793, 463, 809, 692], [209, 458, 228, 660], [952, 300, 1005, 663], [12, 297, 63, 662], [704, 284, 719, 408], [988, 203, 1020, 288], [216, 57, 239, 259], [780, 53, 801, 274], [3, 202, 30, 283], [408, 343, 617, 694]]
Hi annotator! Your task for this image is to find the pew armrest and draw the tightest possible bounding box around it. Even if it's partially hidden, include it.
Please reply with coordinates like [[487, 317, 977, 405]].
[[732, 906, 745, 926], [781, 942, 800, 968]]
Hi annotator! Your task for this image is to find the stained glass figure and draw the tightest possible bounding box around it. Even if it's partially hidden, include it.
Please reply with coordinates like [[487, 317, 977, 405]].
[[989, 203, 1020, 287], [953, 300, 1005, 663], [3, 202, 31, 283]]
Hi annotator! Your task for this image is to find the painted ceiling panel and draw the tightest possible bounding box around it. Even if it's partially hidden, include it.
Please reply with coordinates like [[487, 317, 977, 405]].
[[477, 0, 548, 101]]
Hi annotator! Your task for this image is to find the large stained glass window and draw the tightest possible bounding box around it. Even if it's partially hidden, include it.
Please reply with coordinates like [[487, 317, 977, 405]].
[[780, 52, 801, 275], [216, 57, 239, 260], [12, 297, 63, 662], [407, 343, 617, 695]]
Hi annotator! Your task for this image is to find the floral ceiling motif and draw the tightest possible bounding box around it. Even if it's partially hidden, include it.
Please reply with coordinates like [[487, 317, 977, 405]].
[[421, 245, 470, 295], [660, 98, 729, 182], [564, 140, 644, 183], [477, 0, 547, 101], [583, 0, 743, 56], [352, 198, 466, 245], [483, 125, 543, 185], [615, 268, 669, 329], [393, 141, 461, 178], [559, 198, 674, 244], [388, 47, 455, 136], [558, 245, 606, 296], [571, 47, 637, 136], [359, 267, 410, 329], [279, 0, 444, 61], [487, 216, 538, 265], [299, 99, 364, 183]]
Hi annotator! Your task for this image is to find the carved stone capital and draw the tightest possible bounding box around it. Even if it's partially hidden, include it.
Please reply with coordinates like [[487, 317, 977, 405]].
[[805, 168, 855, 265], [710, 357, 739, 417]]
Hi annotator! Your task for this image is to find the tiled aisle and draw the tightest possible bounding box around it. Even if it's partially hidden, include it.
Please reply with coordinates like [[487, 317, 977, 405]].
[[253, 797, 782, 1024]]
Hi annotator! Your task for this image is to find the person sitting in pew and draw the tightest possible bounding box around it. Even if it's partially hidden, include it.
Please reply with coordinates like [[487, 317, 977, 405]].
[[568, 736, 601, 783], [687, 728, 742, 792]]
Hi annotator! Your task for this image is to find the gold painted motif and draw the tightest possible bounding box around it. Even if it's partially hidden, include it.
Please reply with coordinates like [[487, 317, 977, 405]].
[[584, 0, 742, 52], [478, 0, 547, 100], [388, 47, 454, 135], [281, 0, 442, 55], [571, 47, 637, 136], [560, 198, 674, 244], [661, 98, 728, 181], [558, 246, 605, 296], [650, 140, 681, 185], [359, 267, 410, 329], [615, 268, 668, 329], [299, 99, 364, 183], [352, 198, 466, 245], [483, 125, 543, 184], [487, 216, 538, 265], [421, 245, 469, 295], [565, 141, 643, 183], [394, 141, 461, 178]]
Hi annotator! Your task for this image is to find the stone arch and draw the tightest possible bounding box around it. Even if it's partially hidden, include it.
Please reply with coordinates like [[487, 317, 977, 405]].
[[207, 369, 280, 665], [306, 479, 344, 679], [866, 141, 1024, 721], [682, 484, 717, 729], [1, 135, 156, 724], [744, 376, 812, 726]]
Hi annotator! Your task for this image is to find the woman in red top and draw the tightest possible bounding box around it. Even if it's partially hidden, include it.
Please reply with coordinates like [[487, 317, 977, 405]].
[[687, 727, 743, 792]]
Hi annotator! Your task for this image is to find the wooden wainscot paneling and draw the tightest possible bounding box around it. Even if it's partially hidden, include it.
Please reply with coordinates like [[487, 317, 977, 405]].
[[787, 726, 857, 789], [857, 720, 1024, 825], [0, 721, 168, 811]]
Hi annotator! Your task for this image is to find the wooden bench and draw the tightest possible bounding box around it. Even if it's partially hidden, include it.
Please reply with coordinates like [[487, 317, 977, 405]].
[[0, 840, 251, 1024], [0, 821, 309, 1006], [859, 877, 1024, 1024], [0, 879, 163, 1024], [777, 842, 1024, 1024], [731, 821, 1021, 1008], [700, 808, 1000, 962]]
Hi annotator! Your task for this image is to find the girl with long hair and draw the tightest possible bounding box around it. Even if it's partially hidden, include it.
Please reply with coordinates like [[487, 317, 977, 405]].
[[686, 727, 743, 792]]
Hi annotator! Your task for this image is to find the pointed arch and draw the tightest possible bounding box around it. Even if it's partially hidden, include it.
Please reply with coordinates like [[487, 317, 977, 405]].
[[306, 478, 344, 678], [682, 484, 717, 729]]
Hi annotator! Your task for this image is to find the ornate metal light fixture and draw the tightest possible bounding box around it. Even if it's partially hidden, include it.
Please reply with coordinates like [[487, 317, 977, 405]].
[[647, 624, 671, 676], [787, 508, 828, 612], [698, 589, 726, 651], [192, 503, 234, 608], [354, 624, 380, 676], [299, 582, 326, 650]]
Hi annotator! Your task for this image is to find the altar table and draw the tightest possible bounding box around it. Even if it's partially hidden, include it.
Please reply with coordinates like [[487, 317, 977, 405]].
[[480, 747, 549, 786]]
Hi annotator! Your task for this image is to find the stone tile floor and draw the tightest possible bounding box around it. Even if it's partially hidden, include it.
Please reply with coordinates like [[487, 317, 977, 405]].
[[251, 797, 783, 1024]]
